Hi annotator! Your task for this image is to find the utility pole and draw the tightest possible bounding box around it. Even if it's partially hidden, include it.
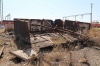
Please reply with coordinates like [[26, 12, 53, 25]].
[[75, 15, 77, 21], [0, 0, 3, 24], [91, 3, 93, 24], [1, 0, 3, 21], [0, 0, 1, 21]]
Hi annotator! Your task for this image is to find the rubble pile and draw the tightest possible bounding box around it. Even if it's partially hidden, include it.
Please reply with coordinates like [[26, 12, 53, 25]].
[[0, 28, 100, 66]]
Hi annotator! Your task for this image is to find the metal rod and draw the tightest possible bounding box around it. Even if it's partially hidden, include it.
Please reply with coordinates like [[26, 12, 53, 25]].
[[90, 3, 93, 28]]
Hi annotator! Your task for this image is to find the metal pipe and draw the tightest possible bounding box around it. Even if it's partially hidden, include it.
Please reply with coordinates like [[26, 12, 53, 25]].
[[90, 3, 93, 28]]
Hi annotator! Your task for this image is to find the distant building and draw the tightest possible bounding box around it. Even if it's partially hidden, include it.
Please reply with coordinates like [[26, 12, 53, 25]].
[[0, 20, 14, 31]]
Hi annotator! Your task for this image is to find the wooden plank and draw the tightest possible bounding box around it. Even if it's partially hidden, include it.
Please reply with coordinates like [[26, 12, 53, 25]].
[[0, 46, 4, 56]]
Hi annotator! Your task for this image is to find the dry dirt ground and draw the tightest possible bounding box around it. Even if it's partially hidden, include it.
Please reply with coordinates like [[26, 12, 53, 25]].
[[40, 47, 100, 66], [0, 28, 100, 66]]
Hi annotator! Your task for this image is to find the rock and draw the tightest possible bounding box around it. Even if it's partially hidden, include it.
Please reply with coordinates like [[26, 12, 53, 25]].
[[75, 46, 78, 49]]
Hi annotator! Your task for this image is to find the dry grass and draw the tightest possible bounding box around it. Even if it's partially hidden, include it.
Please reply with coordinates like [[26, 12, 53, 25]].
[[43, 51, 64, 61], [88, 28, 100, 37], [41, 51, 70, 66], [87, 28, 100, 46]]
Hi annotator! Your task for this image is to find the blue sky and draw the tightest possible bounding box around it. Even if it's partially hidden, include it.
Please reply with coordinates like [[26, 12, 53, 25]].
[[3, 0, 100, 22]]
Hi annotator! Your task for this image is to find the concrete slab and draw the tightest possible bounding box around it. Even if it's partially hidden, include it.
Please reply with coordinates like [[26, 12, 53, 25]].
[[10, 48, 38, 61]]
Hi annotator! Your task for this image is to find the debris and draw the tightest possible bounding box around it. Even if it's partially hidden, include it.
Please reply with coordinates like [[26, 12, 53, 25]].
[[10, 48, 38, 61]]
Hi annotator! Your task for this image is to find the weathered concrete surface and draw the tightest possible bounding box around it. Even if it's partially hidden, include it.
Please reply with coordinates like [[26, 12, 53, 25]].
[[31, 35, 54, 52]]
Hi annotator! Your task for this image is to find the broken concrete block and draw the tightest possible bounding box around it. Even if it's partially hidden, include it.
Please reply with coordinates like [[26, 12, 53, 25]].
[[10, 48, 38, 61]]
